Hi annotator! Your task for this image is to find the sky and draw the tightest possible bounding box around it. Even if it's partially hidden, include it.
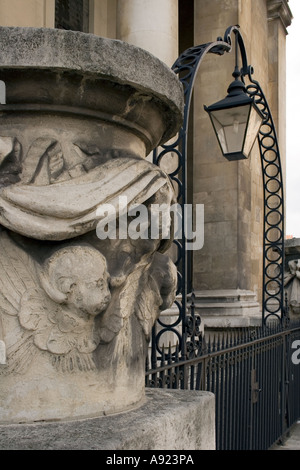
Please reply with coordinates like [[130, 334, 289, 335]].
[[286, 0, 300, 237]]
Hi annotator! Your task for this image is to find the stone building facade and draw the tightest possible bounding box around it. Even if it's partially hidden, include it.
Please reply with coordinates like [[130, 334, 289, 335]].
[[0, 0, 293, 329]]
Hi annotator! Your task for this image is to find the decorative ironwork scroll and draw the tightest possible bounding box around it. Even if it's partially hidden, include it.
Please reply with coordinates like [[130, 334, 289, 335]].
[[246, 77, 285, 325], [225, 25, 286, 325]]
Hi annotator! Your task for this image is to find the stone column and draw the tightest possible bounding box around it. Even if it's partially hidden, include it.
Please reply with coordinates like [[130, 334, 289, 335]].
[[191, 0, 276, 329], [116, 0, 178, 67], [116, 0, 180, 351]]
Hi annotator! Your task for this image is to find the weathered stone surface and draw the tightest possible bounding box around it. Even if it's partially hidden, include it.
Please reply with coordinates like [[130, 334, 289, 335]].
[[0, 389, 216, 450], [191, 289, 261, 328], [0, 27, 183, 155], [0, 27, 183, 423]]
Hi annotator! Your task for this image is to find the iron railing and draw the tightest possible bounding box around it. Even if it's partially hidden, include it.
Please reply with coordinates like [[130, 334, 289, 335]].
[[146, 321, 300, 450], [148, 25, 296, 450]]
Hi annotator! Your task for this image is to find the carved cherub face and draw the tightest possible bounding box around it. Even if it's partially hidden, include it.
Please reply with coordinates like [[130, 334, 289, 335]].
[[66, 261, 111, 316], [42, 246, 111, 317]]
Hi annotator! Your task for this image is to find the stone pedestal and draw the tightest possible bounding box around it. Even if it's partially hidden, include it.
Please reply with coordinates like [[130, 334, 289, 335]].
[[0, 27, 183, 424], [0, 389, 216, 450]]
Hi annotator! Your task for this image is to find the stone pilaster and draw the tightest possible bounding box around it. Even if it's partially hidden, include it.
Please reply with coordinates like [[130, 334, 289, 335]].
[[191, 0, 270, 330], [267, 0, 293, 33], [267, 0, 293, 220]]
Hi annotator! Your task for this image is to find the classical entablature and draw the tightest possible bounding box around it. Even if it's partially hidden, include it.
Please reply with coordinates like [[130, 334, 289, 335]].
[[267, 0, 293, 32]]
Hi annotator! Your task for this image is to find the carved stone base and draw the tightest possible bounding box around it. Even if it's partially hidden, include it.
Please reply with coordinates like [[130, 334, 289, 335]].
[[0, 311, 147, 424], [0, 389, 216, 450], [191, 289, 261, 329], [0, 27, 183, 424]]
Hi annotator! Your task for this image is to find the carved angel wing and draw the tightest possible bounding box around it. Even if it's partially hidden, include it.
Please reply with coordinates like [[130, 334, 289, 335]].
[[0, 229, 40, 373], [0, 231, 101, 374], [0, 229, 39, 317]]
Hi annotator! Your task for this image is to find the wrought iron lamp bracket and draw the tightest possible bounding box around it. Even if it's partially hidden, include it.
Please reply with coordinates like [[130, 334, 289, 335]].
[[223, 25, 253, 80]]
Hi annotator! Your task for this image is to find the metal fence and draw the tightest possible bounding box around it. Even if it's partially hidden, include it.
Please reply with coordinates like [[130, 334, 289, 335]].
[[148, 26, 298, 450], [146, 321, 300, 450]]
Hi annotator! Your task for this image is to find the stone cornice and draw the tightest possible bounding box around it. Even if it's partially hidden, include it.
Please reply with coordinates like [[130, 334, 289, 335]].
[[267, 0, 293, 32]]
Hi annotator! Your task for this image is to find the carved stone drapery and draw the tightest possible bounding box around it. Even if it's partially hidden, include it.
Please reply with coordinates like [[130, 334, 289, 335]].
[[0, 27, 183, 423]]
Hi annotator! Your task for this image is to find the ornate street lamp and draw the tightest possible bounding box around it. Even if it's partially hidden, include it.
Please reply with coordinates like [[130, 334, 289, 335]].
[[151, 25, 285, 367], [204, 38, 264, 161]]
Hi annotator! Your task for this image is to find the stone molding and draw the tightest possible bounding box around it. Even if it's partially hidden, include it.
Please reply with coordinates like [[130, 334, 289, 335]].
[[267, 0, 293, 32], [0, 27, 183, 151], [190, 289, 261, 328]]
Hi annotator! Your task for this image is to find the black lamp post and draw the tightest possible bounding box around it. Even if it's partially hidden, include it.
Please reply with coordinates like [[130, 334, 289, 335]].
[[204, 37, 264, 161]]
